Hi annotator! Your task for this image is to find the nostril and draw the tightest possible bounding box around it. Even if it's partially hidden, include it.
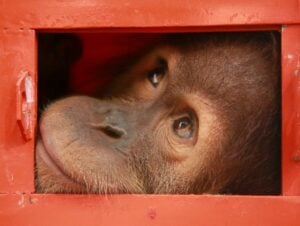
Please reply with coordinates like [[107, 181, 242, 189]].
[[99, 125, 125, 139]]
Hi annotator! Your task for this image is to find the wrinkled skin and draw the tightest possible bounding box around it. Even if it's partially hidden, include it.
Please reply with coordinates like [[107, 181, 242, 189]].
[[36, 32, 281, 194]]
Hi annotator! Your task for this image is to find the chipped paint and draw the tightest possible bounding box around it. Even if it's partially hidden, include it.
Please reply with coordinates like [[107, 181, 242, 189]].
[[17, 193, 25, 208], [4, 167, 14, 185], [29, 196, 39, 204], [148, 206, 157, 220], [295, 55, 300, 76], [287, 54, 294, 60], [282, 25, 288, 32]]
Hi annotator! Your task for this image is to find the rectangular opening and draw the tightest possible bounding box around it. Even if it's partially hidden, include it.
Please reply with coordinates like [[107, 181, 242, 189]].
[[1, 1, 300, 224], [36, 30, 281, 195]]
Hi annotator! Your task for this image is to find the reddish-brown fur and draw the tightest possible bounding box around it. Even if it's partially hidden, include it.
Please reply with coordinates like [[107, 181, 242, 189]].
[[36, 32, 280, 194]]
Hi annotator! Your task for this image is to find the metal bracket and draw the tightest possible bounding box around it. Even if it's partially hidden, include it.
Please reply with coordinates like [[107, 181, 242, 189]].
[[16, 71, 35, 141]]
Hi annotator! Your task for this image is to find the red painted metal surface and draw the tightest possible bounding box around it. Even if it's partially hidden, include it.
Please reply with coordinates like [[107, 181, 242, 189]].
[[1, 194, 300, 226], [0, 30, 36, 193], [282, 25, 300, 195], [0, 0, 300, 225], [0, 0, 299, 29]]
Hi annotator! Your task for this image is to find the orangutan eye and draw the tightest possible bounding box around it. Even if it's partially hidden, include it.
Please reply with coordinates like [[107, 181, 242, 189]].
[[173, 115, 195, 139], [148, 67, 165, 88], [147, 58, 167, 88]]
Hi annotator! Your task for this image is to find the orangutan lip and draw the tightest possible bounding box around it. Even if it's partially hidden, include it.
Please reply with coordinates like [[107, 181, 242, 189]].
[[36, 138, 80, 185]]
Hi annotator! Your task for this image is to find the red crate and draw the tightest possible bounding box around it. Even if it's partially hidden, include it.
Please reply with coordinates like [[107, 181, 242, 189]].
[[0, 1, 300, 225]]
